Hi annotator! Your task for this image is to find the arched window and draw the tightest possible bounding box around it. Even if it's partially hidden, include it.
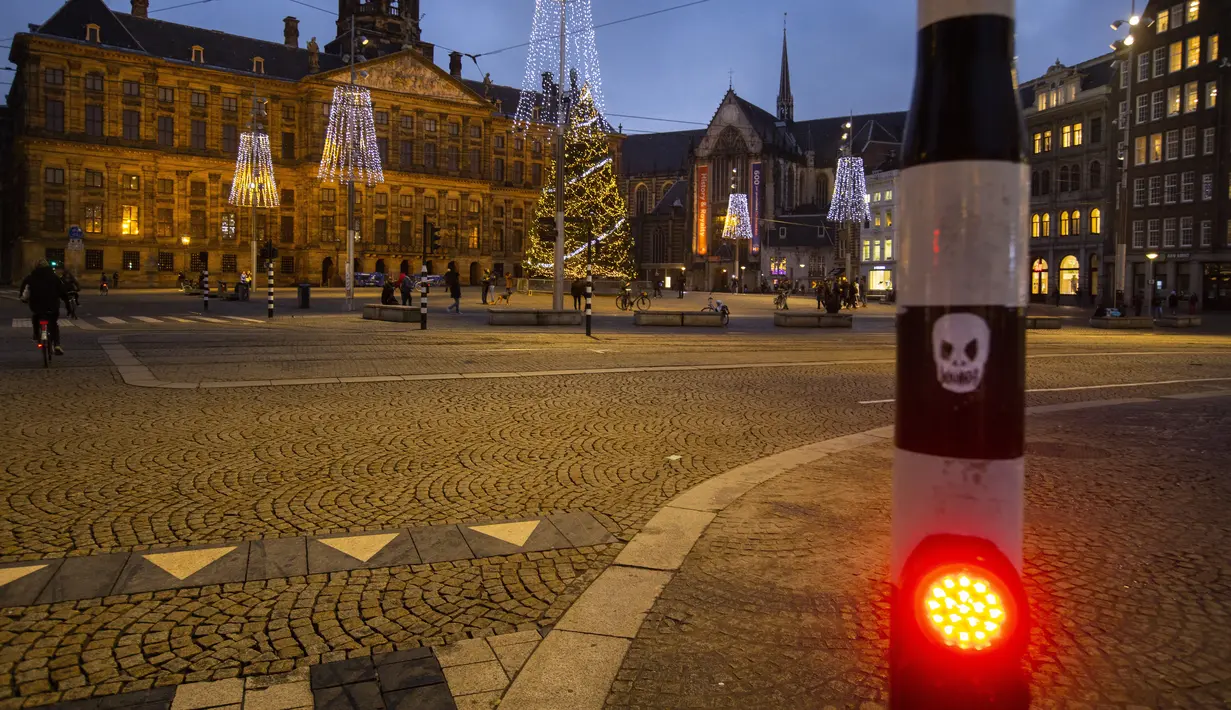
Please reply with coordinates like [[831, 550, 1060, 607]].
[[634, 184, 648, 216], [1058, 165, 1070, 192], [1059, 255, 1080, 295], [1070, 163, 1081, 191], [1031, 258, 1048, 295], [1071, 210, 1082, 235], [1040, 169, 1051, 195], [1060, 210, 1071, 236], [1089, 161, 1102, 189], [1030, 171, 1040, 197], [1031, 213, 1041, 237], [1042, 212, 1051, 237], [1090, 208, 1102, 234], [662, 182, 674, 199]]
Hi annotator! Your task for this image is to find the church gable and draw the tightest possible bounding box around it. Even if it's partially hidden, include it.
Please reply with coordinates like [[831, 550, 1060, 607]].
[[315, 51, 488, 107], [695, 93, 765, 158]]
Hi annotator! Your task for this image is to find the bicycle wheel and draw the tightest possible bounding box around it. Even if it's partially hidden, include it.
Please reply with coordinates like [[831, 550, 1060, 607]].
[[42, 335, 51, 368], [721, 311, 730, 326], [635, 295, 651, 312], [614, 295, 627, 311]]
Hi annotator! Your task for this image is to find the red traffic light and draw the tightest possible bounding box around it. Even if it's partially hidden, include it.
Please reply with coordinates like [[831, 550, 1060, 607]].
[[916, 564, 1015, 652]]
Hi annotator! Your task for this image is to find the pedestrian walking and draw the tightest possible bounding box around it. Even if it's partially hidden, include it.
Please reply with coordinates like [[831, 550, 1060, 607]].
[[112, 271, 119, 289], [445, 262, 462, 313], [653, 279, 663, 298], [677, 276, 686, 299], [1189, 292, 1198, 315], [1167, 290, 1179, 316], [480, 271, 491, 305], [399, 271, 414, 306], [500, 273, 514, 305], [571, 277, 585, 310], [815, 282, 823, 310]]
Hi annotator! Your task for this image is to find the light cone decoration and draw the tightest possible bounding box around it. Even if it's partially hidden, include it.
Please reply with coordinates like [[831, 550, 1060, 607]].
[[827, 156, 870, 224], [229, 132, 279, 208], [515, 0, 607, 128], [318, 85, 384, 186], [722, 193, 753, 241]]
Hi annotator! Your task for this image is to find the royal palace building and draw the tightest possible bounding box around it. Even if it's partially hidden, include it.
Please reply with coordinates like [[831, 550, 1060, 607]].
[[2, 0, 560, 287]]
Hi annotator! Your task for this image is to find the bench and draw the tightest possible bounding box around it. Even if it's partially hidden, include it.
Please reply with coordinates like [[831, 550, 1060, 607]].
[[773, 312, 853, 328], [1089, 316, 1154, 329], [633, 311, 725, 327], [362, 304, 418, 323], [488, 309, 582, 326], [1155, 315, 1201, 328], [1025, 315, 1062, 330]]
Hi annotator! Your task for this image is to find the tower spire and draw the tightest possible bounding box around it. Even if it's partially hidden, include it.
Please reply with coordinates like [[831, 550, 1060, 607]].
[[777, 14, 794, 123]]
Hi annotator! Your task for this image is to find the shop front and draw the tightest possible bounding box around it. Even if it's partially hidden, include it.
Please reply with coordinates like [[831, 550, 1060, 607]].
[[1203, 263, 1231, 310]]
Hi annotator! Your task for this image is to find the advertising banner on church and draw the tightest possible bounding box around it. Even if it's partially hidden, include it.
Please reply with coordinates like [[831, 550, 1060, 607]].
[[750, 161, 762, 245], [695, 165, 709, 256]]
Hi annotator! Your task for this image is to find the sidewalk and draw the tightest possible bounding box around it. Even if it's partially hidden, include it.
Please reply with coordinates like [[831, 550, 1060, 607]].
[[502, 394, 1231, 709]]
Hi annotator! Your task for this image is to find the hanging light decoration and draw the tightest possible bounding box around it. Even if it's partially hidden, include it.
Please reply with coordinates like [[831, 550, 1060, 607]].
[[827, 155, 870, 224], [722, 193, 753, 241], [515, 0, 608, 128], [229, 132, 279, 208], [318, 85, 384, 185]]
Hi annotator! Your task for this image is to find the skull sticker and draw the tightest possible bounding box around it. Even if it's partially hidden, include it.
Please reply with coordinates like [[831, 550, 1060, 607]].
[[931, 313, 990, 394]]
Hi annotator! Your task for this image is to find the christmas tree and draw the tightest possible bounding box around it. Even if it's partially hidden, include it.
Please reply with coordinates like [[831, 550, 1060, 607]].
[[523, 84, 633, 280]]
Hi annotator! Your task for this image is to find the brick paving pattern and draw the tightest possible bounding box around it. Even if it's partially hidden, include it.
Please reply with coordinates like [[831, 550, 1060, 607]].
[[607, 397, 1231, 709]]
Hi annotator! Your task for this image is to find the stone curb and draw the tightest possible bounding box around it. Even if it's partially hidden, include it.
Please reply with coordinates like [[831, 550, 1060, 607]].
[[496, 395, 1202, 710]]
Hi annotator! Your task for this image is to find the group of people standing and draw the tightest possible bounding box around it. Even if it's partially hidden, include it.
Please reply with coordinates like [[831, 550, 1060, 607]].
[[379, 264, 514, 313]]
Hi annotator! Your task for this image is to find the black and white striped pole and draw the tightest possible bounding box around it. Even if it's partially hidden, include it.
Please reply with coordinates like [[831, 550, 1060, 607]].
[[267, 260, 275, 319], [419, 263, 428, 330], [891, 1, 1029, 708], [584, 230, 593, 337], [202, 267, 209, 312]]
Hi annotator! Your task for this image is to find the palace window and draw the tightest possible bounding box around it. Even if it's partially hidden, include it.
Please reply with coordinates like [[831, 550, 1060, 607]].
[[85, 169, 103, 188], [190, 181, 206, 198], [123, 80, 141, 97], [190, 209, 206, 238], [85, 104, 104, 137], [45, 100, 64, 133], [124, 174, 140, 190], [374, 111, 388, 125], [123, 110, 140, 140], [494, 158, 505, 182], [221, 254, 237, 273], [157, 116, 174, 146], [191, 91, 207, 108], [121, 205, 139, 235], [85, 249, 103, 271], [157, 252, 175, 272], [321, 188, 335, 203], [44, 200, 65, 232], [86, 24, 100, 43], [156, 208, 173, 237], [85, 72, 103, 92], [400, 194, 413, 209], [401, 115, 414, 130], [192, 46, 205, 63], [44, 68, 64, 85], [123, 251, 140, 270], [221, 212, 235, 239], [222, 96, 238, 112], [191, 120, 206, 150], [223, 124, 237, 152], [45, 167, 64, 185], [158, 178, 174, 193], [400, 141, 413, 168]]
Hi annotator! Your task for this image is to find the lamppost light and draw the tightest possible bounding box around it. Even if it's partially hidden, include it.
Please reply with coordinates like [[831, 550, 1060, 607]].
[[1146, 252, 1159, 260], [1123, 34, 1135, 46], [1111, 19, 1124, 29], [1129, 14, 1140, 25]]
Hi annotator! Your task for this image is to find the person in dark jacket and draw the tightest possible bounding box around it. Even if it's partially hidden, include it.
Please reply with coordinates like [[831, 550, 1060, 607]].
[[380, 274, 397, 305], [20, 260, 67, 353], [570, 277, 585, 310], [445, 262, 462, 313], [399, 272, 414, 306]]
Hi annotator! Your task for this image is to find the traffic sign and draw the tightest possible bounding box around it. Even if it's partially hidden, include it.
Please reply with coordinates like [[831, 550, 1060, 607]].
[[68, 225, 84, 240]]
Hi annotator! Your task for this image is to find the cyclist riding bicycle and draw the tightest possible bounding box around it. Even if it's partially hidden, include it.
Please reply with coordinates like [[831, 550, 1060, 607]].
[[59, 268, 80, 318], [19, 259, 68, 355]]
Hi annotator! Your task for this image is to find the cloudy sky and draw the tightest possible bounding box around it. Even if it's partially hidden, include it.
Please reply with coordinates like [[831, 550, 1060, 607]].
[[3, 0, 1130, 130]]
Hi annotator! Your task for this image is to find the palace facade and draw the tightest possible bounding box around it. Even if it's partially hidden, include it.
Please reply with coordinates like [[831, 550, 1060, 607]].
[[2, 0, 561, 287]]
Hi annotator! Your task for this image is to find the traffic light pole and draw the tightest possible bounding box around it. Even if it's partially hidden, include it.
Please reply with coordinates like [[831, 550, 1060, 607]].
[[202, 268, 209, 312], [891, 2, 1029, 707], [585, 229, 592, 337], [267, 258, 275, 319]]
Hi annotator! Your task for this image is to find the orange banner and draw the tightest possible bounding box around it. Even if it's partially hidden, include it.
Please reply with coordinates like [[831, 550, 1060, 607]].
[[695, 165, 709, 255]]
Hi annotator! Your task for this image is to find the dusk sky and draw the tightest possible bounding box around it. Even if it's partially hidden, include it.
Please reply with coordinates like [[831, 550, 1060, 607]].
[[3, 0, 1130, 132]]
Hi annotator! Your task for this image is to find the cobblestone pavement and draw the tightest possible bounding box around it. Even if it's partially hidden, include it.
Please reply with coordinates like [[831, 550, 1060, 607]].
[[1, 321, 1229, 707], [607, 396, 1231, 709]]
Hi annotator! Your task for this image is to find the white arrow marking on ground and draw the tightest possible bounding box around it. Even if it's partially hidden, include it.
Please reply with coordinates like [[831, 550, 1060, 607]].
[[666, 455, 683, 461], [468, 521, 540, 547], [144, 546, 236, 581], [318, 533, 399, 562], [0, 565, 48, 588]]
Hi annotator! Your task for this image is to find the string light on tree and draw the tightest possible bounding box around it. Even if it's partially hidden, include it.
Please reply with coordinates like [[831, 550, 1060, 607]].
[[229, 132, 279, 208], [515, 0, 608, 128], [827, 155, 870, 224], [318, 85, 384, 185], [523, 85, 633, 279]]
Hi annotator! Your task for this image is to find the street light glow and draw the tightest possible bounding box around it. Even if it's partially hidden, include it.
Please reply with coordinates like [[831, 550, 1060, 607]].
[[1129, 14, 1140, 25], [1123, 34, 1135, 46], [1146, 252, 1159, 260]]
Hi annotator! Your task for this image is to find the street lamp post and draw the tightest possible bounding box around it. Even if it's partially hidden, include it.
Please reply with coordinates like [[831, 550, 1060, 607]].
[[1146, 251, 1159, 318], [1111, 8, 1143, 310]]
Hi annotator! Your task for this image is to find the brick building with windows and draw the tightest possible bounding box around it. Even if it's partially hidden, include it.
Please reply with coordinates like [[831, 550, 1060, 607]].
[[1019, 55, 1116, 306], [1111, 0, 1229, 309], [2, 0, 562, 287]]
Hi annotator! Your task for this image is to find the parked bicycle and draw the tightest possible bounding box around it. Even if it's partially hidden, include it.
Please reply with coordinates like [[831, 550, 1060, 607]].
[[773, 291, 790, 310], [702, 295, 730, 326], [616, 288, 652, 312]]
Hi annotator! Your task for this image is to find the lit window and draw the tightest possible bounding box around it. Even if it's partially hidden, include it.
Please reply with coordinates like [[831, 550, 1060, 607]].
[[121, 205, 139, 235], [1072, 211, 1081, 235], [885, 239, 893, 260], [1168, 86, 1181, 116], [1059, 256, 1080, 296], [1150, 133, 1163, 162], [885, 210, 893, 227], [861, 240, 870, 261], [1061, 125, 1072, 148], [1187, 0, 1198, 22], [1186, 81, 1199, 112], [1206, 82, 1218, 108], [885, 190, 893, 201], [1209, 34, 1220, 62], [1060, 211, 1070, 236], [1186, 36, 1201, 68], [1089, 209, 1101, 235], [1043, 130, 1052, 151], [1042, 213, 1051, 237], [1072, 122, 1082, 146], [1157, 9, 1170, 32], [1036, 94, 1046, 111], [1169, 42, 1182, 72], [1032, 132, 1042, 154], [1031, 214, 1040, 238]]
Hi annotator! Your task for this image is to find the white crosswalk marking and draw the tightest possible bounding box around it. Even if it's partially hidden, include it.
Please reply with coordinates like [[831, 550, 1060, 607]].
[[98, 316, 126, 324], [13, 318, 30, 328], [165, 317, 193, 323], [190, 316, 227, 323], [132, 316, 162, 323], [222, 316, 263, 323], [59, 319, 76, 327]]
